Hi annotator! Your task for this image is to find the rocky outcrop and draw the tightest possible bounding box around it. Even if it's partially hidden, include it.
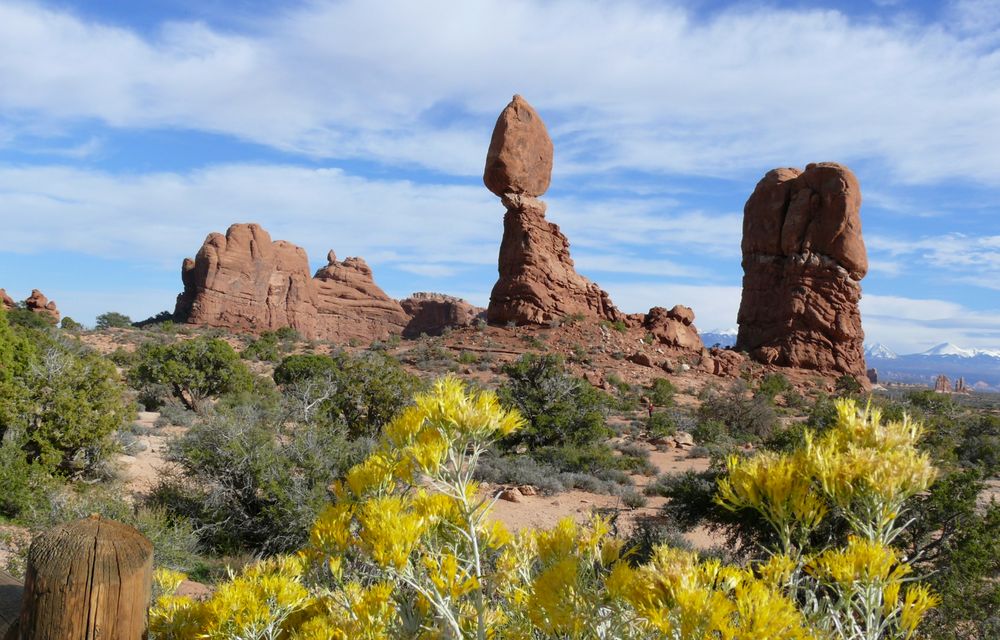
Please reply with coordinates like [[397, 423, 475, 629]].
[[643, 305, 703, 351], [484, 95, 622, 326], [175, 223, 407, 343], [736, 163, 868, 380], [312, 252, 409, 341], [0, 289, 13, 311], [24, 289, 59, 322], [400, 293, 484, 337]]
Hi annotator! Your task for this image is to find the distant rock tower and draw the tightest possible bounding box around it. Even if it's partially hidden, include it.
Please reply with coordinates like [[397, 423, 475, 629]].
[[735, 163, 868, 380], [934, 374, 951, 393], [484, 95, 621, 325]]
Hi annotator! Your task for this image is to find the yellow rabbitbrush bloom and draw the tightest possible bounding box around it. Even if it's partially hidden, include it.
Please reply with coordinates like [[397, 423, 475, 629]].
[[150, 556, 312, 639], [356, 494, 428, 570], [806, 536, 910, 588], [289, 581, 396, 640], [607, 545, 816, 639], [899, 584, 940, 639], [806, 398, 936, 543], [424, 552, 481, 600], [716, 449, 828, 550]]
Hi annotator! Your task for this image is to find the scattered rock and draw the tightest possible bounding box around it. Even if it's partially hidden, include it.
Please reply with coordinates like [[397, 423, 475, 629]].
[[484, 95, 623, 326], [518, 485, 538, 496], [704, 349, 745, 377], [174, 223, 407, 343], [736, 163, 868, 381], [400, 292, 484, 337], [627, 352, 654, 367], [674, 431, 695, 448], [498, 488, 522, 503]]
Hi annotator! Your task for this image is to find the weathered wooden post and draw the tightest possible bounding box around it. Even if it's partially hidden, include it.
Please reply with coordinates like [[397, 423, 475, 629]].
[[15, 515, 153, 640]]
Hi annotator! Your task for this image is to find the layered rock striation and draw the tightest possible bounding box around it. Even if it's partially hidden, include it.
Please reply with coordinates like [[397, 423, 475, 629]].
[[175, 223, 407, 342], [484, 95, 622, 325], [736, 162, 868, 379]]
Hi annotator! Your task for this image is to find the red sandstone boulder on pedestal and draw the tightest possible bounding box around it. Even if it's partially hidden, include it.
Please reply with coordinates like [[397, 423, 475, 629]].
[[736, 163, 868, 380], [174, 223, 407, 343], [400, 293, 484, 337], [484, 95, 622, 326], [24, 289, 59, 323]]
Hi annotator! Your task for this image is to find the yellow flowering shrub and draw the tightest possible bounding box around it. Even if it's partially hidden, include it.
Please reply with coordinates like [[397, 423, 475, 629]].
[[151, 386, 937, 640], [715, 398, 939, 640]]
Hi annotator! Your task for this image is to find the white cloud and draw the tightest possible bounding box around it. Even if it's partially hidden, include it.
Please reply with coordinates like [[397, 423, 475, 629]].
[[867, 233, 1000, 288], [0, 1, 999, 183], [0, 162, 732, 285], [861, 293, 1000, 352]]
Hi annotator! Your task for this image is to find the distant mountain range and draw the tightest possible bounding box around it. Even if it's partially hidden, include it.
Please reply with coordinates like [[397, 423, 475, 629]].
[[865, 342, 1000, 391], [702, 330, 1000, 392], [702, 329, 737, 348]]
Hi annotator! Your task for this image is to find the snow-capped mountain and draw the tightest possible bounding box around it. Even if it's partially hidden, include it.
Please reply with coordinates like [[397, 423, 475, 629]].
[[864, 343, 898, 360], [919, 343, 1000, 359], [702, 328, 737, 348], [866, 341, 1000, 391]]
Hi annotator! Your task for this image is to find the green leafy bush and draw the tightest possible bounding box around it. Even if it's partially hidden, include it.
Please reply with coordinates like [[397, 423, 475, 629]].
[[0, 310, 131, 478], [129, 336, 253, 411], [697, 381, 777, 442], [59, 316, 83, 331], [756, 373, 791, 400], [95, 311, 132, 329], [275, 351, 419, 437], [498, 353, 610, 451], [646, 378, 676, 407], [150, 399, 367, 554]]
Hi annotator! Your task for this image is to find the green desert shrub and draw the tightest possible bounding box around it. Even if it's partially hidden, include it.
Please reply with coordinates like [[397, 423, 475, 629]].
[[0, 309, 131, 477], [275, 351, 420, 437], [129, 336, 253, 411], [646, 377, 676, 407], [95, 311, 132, 329], [697, 381, 777, 442], [498, 353, 611, 451], [150, 398, 367, 554], [755, 372, 791, 401], [59, 316, 83, 331]]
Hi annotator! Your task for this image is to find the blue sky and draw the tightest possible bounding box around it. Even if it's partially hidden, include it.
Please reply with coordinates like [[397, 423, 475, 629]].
[[0, 0, 998, 353]]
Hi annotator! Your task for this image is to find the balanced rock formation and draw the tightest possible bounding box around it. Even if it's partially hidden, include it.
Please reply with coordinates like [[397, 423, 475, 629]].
[[736, 163, 867, 379], [400, 293, 484, 337], [24, 289, 59, 322], [175, 223, 407, 342], [485, 95, 622, 325]]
